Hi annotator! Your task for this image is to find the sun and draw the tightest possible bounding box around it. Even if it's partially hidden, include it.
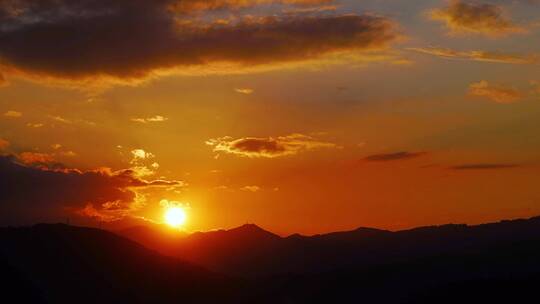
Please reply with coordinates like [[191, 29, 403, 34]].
[[164, 207, 187, 227]]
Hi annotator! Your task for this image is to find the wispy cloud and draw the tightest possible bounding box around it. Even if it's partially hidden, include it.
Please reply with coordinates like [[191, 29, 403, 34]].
[[49, 115, 72, 124], [235, 88, 254, 94], [241, 185, 261, 192], [408, 47, 538, 65], [4, 110, 22, 118], [131, 115, 168, 123], [26, 123, 44, 128], [364, 151, 426, 162], [468, 80, 522, 103]]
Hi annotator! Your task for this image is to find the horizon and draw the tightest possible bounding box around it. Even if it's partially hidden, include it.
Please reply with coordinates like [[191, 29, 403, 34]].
[[7, 213, 540, 238]]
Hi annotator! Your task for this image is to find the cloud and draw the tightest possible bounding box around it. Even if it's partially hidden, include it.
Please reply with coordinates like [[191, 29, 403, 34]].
[[207, 133, 338, 158], [364, 151, 426, 162], [170, 0, 334, 13], [0, 155, 181, 224], [26, 123, 44, 128], [282, 4, 337, 14], [429, 0, 526, 37], [408, 47, 539, 65], [129, 149, 158, 177], [450, 163, 520, 170], [18, 152, 56, 166], [48, 115, 72, 124], [235, 88, 254, 94], [241, 185, 261, 192], [159, 199, 189, 208], [4, 110, 22, 118], [468, 80, 522, 103], [0, 0, 399, 86], [61, 151, 77, 157], [131, 115, 168, 123], [131, 149, 155, 161]]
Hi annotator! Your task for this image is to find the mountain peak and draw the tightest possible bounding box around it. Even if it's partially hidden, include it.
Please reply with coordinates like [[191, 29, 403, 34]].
[[227, 223, 280, 239]]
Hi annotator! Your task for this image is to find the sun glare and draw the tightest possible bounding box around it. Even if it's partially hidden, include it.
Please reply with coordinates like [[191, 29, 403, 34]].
[[165, 207, 187, 227]]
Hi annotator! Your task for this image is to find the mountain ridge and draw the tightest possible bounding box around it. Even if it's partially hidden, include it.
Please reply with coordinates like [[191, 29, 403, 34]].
[[4, 216, 540, 303], [117, 215, 540, 276]]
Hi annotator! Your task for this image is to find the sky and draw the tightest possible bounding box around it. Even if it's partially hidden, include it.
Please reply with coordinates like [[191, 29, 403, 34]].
[[0, 0, 539, 235]]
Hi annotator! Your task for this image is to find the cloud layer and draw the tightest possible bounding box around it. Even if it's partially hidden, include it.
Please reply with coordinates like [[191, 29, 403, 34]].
[[0, 0, 399, 85]]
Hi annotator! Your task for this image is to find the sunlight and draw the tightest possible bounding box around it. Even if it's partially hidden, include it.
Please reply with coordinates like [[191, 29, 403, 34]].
[[164, 207, 187, 227]]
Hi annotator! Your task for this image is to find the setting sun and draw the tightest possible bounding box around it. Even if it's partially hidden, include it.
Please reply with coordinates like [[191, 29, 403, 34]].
[[164, 207, 187, 227]]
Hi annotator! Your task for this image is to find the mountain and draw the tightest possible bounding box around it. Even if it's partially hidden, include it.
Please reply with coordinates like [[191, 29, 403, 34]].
[[119, 216, 540, 277], [0, 224, 245, 304], [4, 217, 540, 303]]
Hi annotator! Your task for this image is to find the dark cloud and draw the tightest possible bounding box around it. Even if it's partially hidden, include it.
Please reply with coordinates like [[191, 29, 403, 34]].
[[364, 151, 426, 162], [429, 0, 525, 37], [450, 163, 520, 170], [0, 0, 399, 84], [0, 155, 180, 225], [207, 133, 338, 158]]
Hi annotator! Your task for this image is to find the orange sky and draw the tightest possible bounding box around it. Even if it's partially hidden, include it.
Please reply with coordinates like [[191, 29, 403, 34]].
[[1, 0, 539, 234]]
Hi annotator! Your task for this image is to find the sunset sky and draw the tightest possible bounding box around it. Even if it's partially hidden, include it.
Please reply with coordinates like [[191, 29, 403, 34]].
[[1, 0, 539, 235]]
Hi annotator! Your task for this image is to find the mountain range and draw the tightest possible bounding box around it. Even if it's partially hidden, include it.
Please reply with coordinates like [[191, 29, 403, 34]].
[[3, 216, 540, 303], [119, 217, 540, 277]]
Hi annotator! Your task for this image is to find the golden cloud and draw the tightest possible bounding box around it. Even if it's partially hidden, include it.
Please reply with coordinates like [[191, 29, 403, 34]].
[[235, 88, 254, 94], [4, 110, 22, 118], [131, 115, 169, 123], [207, 133, 339, 158], [18, 152, 56, 166], [468, 80, 522, 103], [26, 123, 44, 128], [241, 185, 261, 192], [429, 0, 526, 37]]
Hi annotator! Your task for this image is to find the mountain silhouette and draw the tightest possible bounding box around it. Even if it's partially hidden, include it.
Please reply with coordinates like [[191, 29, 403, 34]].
[[4, 217, 540, 303], [119, 216, 540, 277], [0, 224, 245, 303]]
